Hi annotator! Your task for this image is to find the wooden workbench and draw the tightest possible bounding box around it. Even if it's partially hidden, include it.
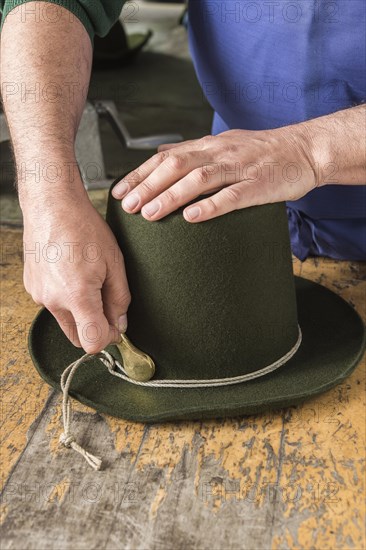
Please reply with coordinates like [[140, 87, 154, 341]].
[[1, 225, 365, 550]]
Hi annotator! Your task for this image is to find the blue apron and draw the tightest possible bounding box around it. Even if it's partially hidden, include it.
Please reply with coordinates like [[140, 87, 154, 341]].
[[188, 0, 366, 260]]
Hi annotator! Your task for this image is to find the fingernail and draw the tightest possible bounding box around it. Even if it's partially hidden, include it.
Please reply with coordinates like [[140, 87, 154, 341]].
[[123, 193, 140, 211], [113, 181, 129, 198], [185, 206, 201, 220], [142, 200, 161, 217], [118, 314, 128, 333]]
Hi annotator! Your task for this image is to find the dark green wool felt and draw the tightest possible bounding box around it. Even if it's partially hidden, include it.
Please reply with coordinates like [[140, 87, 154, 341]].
[[107, 192, 299, 380], [28, 183, 365, 422]]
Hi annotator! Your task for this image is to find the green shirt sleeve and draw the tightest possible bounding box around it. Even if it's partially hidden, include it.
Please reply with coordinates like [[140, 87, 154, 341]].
[[0, 0, 126, 42]]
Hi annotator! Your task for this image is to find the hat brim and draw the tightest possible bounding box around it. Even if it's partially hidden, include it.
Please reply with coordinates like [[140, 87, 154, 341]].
[[29, 277, 365, 422]]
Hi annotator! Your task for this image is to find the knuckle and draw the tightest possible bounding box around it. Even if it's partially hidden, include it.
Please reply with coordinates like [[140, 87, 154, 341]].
[[155, 151, 169, 164], [206, 197, 219, 214], [31, 292, 43, 306], [140, 179, 156, 194], [114, 289, 131, 308], [195, 167, 211, 187], [200, 135, 214, 147], [223, 186, 243, 205], [42, 298, 59, 311], [169, 154, 187, 171], [28, 284, 47, 306], [124, 169, 141, 186], [163, 187, 180, 204]]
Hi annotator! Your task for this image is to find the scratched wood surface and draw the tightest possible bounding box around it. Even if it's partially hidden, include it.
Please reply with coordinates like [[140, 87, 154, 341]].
[[0, 226, 365, 550]]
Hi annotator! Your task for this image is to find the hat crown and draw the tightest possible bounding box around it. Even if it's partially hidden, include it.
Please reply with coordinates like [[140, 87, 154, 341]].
[[107, 195, 299, 380]]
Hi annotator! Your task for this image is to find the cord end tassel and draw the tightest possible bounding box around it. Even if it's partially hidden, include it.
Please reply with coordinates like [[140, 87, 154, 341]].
[[59, 432, 103, 471], [60, 353, 110, 471]]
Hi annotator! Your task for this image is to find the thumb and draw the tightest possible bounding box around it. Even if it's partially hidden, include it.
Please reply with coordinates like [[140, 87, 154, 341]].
[[70, 288, 119, 354]]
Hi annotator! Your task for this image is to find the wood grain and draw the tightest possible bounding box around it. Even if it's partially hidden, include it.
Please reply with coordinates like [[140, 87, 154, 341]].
[[1, 227, 365, 550]]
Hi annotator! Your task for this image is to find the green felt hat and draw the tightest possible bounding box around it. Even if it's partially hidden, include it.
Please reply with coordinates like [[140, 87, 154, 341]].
[[29, 182, 365, 422]]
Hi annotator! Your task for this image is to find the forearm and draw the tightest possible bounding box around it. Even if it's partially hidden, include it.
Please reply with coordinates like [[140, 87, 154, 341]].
[[301, 104, 366, 186], [0, 2, 92, 208]]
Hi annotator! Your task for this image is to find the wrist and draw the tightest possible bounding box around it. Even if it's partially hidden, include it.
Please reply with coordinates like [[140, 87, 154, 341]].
[[21, 189, 91, 231], [295, 120, 332, 188], [17, 156, 87, 208]]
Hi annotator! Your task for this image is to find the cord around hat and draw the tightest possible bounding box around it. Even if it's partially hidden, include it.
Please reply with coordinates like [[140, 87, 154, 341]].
[[59, 326, 302, 470]]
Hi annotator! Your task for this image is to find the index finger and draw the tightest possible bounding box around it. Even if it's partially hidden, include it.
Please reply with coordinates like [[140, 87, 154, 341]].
[[112, 138, 201, 199]]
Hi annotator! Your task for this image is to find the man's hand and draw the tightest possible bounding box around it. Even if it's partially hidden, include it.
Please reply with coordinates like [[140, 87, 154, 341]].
[[112, 126, 318, 222], [112, 106, 365, 222], [23, 188, 130, 353], [1, 2, 132, 352]]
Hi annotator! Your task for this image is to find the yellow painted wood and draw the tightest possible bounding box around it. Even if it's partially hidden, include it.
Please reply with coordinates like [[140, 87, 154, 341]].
[[1, 226, 365, 549], [0, 228, 49, 490]]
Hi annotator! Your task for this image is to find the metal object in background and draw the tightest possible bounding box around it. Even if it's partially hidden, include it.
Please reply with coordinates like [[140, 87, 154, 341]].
[[0, 101, 183, 191], [92, 100, 182, 150], [75, 102, 109, 190]]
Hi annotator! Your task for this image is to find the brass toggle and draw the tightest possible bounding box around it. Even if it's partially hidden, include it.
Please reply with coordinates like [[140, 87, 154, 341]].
[[116, 333, 155, 382]]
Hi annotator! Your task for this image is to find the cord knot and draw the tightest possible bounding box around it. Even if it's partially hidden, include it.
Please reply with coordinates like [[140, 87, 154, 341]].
[[59, 432, 75, 448]]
